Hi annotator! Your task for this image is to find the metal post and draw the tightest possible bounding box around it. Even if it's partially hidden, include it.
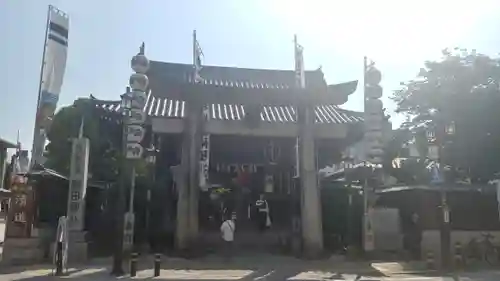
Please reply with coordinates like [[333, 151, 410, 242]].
[[145, 189, 151, 242], [346, 188, 353, 251], [130, 252, 138, 277], [145, 150, 156, 247], [437, 119, 451, 270], [454, 242, 463, 269], [362, 179, 368, 251], [426, 250, 435, 269], [154, 253, 161, 277], [111, 101, 128, 276], [125, 166, 136, 251], [55, 241, 63, 276], [130, 167, 136, 213], [440, 189, 451, 270]]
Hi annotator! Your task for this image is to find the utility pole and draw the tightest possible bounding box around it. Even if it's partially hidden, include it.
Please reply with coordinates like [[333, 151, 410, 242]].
[[435, 117, 451, 270]]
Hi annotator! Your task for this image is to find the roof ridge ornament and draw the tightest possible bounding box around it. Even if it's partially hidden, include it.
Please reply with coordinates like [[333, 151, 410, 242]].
[[139, 42, 145, 56]]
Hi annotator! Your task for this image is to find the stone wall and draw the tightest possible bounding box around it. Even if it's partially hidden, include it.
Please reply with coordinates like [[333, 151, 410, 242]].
[[421, 230, 500, 264], [372, 208, 403, 251]]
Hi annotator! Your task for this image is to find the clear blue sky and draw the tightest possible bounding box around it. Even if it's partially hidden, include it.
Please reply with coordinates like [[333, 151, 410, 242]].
[[2, 0, 500, 152]]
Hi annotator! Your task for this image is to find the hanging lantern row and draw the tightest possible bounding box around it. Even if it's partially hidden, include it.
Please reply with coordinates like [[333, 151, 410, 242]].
[[364, 59, 384, 165], [125, 43, 150, 160]]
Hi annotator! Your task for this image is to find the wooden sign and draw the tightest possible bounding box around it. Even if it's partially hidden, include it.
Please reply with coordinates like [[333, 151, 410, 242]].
[[6, 182, 34, 238]]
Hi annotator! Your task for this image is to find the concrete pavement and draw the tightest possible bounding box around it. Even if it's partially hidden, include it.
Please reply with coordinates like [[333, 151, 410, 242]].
[[2, 264, 500, 280], [0, 254, 499, 280], [0, 266, 460, 281]]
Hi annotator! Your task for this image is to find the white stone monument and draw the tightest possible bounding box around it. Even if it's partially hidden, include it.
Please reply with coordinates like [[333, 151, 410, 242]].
[[64, 120, 90, 262]]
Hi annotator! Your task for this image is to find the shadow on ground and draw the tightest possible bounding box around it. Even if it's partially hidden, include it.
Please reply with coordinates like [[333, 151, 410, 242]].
[[5, 254, 388, 281]]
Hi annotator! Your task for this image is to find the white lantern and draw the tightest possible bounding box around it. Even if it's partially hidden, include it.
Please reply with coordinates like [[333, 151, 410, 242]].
[[126, 143, 144, 159], [365, 119, 383, 131], [126, 125, 146, 142], [365, 66, 382, 85], [129, 73, 149, 92], [365, 114, 384, 124], [365, 131, 384, 140], [365, 84, 383, 99], [365, 99, 383, 114], [130, 91, 147, 109], [129, 108, 147, 124], [367, 156, 383, 165], [131, 54, 150, 74], [368, 147, 384, 157]]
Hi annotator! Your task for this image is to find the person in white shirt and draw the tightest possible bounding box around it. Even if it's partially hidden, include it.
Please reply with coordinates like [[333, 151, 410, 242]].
[[220, 215, 235, 260], [255, 194, 271, 232]]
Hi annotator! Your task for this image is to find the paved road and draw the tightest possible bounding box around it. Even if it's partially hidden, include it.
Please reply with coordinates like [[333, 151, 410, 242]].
[[1, 267, 498, 281]]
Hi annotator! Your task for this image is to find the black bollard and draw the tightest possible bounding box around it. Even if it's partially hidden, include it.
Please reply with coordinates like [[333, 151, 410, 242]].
[[130, 252, 138, 277], [454, 242, 463, 269], [154, 253, 161, 277], [55, 242, 63, 276], [426, 250, 435, 270]]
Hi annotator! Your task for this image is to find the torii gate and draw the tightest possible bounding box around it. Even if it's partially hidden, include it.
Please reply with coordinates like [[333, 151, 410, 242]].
[[160, 79, 352, 257]]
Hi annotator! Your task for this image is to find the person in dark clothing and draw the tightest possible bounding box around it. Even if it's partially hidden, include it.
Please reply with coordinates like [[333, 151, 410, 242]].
[[405, 212, 422, 260]]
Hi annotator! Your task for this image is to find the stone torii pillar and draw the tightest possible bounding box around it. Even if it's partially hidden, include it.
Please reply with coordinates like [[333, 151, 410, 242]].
[[297, 103, 323, 258], [175, 96, 203, 251], [186, 100, 203, 245]]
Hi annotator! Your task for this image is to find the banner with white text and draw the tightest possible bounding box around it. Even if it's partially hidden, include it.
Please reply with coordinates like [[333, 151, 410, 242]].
[[31, 5, 69, 166]]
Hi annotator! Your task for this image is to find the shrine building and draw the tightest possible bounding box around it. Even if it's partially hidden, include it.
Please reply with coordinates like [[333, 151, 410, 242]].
[[90, 60, 370, 257]]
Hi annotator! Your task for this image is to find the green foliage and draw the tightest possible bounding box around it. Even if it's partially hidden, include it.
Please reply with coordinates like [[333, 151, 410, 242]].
[[45, 100, 124, 181], [392, 48, 500, 183]]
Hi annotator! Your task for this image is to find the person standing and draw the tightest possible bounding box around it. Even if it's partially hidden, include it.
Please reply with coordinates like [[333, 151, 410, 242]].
[[255, 194, 271, 232], [220, 214, 236, 260], [404, 212, 422, 260]]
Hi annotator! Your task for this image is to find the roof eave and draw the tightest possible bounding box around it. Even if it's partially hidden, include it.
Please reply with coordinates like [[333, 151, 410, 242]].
[[0, 137, 17, 149], [327, 80, 358, 105]]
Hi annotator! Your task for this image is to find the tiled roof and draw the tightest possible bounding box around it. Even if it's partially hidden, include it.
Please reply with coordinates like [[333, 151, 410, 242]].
[[93, 91, 363, 124], [147, 61, 328, 90], [92, 61, 362, 124], [0, 137, 17, 148]]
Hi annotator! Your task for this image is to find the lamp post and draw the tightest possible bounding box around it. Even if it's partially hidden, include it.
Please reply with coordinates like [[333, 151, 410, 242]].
[[111, 43, 149, 275], [428, 115, 455, 270], [343, 158, 354, 253], [111, 88, 133, 275], [363, 57, 384, 253]]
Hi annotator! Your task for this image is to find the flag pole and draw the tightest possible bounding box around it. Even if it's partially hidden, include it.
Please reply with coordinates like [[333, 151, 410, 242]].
[[193, 30, 196, 72], [78, 116, 84, 139], [16, 130, 21, 152]]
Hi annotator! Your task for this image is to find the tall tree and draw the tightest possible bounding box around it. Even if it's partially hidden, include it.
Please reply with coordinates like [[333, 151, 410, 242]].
[[392, 48, 500, 183], [45, 100, 123, 181]]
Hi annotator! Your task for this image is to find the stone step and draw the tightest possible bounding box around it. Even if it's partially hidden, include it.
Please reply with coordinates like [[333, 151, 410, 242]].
[[2, 247, 45, 266], [3, 237, 44, 248], [1, 237, 48, 266], [49, 241, 88, 264]]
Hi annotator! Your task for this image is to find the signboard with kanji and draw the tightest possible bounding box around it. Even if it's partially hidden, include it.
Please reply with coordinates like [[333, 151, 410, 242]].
[[6, 181, 34, 238], [67, 138, 89, 231], [199, 134, 210, 189], [123, 212, 135, 251]]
